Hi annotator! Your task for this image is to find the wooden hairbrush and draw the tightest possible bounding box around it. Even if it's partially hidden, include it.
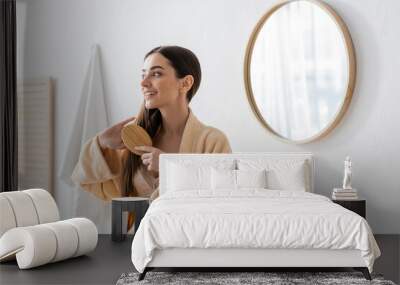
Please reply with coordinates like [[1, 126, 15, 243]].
[[121, 122, 152, 155]]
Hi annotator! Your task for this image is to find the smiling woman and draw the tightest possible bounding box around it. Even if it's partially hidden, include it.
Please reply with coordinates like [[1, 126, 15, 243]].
[[71, 46, 231, 232]]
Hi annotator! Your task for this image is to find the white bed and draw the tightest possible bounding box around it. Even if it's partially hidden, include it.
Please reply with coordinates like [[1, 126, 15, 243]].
[[131, 153, 380, 280]]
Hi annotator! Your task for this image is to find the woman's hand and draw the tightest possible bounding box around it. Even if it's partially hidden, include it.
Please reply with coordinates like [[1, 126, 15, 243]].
[[134, 146, 164, 173], [98, 116, 136, 150]]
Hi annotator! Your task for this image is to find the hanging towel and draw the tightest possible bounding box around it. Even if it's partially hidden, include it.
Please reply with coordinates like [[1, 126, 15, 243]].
[[59, 44, 111, 234]]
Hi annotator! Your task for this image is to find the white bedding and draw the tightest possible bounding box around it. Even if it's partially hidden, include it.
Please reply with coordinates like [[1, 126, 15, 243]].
[[131, 190, 380, 273]]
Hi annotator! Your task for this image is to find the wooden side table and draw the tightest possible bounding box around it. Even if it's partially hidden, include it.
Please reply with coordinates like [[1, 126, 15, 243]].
[[332, 199, 366, 218], [112, 197, 149, 242]]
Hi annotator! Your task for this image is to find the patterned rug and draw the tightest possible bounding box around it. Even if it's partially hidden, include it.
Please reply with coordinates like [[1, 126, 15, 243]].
[[116, 271, 396, 285]]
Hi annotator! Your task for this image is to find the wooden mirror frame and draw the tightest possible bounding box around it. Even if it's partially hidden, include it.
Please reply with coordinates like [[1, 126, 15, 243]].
[[244, 0, 356, 144]]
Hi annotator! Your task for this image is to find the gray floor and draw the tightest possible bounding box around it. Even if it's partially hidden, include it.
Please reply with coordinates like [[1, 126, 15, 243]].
[[0, 235, 134, 285], [0, 235, 398, 285]]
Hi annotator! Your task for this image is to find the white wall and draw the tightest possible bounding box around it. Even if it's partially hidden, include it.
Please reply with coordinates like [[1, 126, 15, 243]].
[[17, 0, 400, 234]]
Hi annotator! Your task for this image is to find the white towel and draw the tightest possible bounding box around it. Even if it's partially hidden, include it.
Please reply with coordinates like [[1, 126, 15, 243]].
[[59, 44, 111, 234]]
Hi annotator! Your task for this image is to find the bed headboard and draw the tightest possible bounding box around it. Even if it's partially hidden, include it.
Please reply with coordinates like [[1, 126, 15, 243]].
[[159, 152, 314, 195]]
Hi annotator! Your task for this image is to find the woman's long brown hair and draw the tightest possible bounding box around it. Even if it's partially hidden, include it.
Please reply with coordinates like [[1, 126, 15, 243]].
[[122, 45, 202, 196]]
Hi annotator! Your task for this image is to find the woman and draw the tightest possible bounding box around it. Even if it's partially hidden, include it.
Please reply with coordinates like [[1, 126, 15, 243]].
[[71, 46, 231, 227]]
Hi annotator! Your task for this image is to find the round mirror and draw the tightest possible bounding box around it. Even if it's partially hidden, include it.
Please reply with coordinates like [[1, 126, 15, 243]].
[[244, 0, 356, 143]]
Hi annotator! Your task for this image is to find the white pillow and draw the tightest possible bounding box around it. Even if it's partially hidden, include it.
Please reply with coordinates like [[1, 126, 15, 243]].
[[167, 163, 208, 191], [236, 169, 267, 188], [237, 159, 308, 191], [166, 160, 235, 191], [211, 168, 236, 189], [211, 168, 267, 190]]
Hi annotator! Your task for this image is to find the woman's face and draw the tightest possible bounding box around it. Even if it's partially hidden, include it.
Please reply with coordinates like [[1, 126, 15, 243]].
[[140, 53, 182, 109]]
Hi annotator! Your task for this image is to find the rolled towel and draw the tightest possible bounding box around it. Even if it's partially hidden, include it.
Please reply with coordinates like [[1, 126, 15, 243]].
[[0, 218, 98, 269]]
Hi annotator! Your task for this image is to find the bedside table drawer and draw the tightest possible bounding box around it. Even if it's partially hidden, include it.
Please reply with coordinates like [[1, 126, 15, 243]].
[[332, 200, 366, 218]]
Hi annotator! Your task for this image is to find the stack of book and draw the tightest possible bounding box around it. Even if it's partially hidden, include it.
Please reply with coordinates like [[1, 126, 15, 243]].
[[332, 188, 358, 200]]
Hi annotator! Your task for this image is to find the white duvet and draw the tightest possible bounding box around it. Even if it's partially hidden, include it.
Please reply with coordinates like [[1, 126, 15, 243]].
[[131, 190, 380, 273]]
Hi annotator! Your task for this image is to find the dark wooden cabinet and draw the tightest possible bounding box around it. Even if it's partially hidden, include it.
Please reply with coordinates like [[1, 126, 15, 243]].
[[332, 199, 366, 218]]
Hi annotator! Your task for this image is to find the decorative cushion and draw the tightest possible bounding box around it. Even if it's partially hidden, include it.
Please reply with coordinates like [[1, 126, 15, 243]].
[[236, 169, 267, 188], [166, 159, 235, 192], [167, 163, 210, 191], [237, 159, 309, 191], [211, 169, 267, 190], [211, 168, 236, 190], [0, 218, 98, 269]]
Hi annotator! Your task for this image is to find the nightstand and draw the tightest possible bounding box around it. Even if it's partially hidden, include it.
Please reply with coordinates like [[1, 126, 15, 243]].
[[332, 199, 366, 218], [111, 197, 149, 242]]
